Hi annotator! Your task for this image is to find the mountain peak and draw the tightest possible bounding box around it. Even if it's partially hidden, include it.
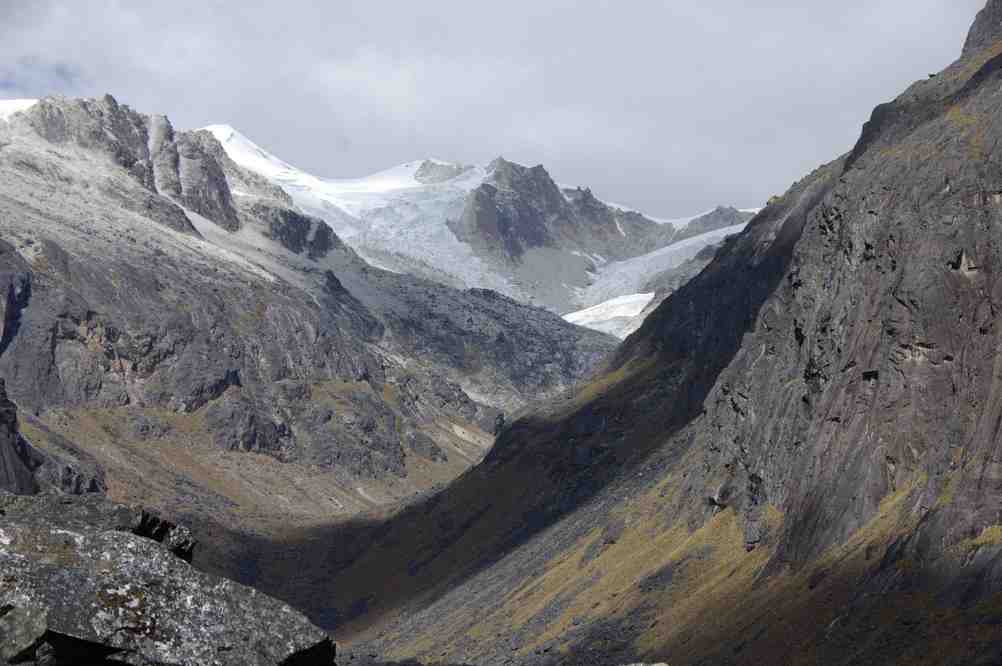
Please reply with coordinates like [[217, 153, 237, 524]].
[[963, 0, 1002, 57], [202, 123, 298, 178]]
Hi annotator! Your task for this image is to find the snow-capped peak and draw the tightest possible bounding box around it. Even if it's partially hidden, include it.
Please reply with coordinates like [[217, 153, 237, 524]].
[[0, 99, 38, 122], [203, 124, 300, 180]]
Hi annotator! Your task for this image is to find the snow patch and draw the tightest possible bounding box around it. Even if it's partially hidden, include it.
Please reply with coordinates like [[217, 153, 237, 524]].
[[578, 221, 749, 308], [204, 124, 299, 179], [564, 292, 657, 339], [566, 292, 655, 324], [0, 99, 38, 122]]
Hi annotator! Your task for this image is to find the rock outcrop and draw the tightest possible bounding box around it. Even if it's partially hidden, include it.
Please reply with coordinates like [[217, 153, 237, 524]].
[[0, 493, 334, 665], [0, 379, 105, 496], [0, 380, 34, 495]]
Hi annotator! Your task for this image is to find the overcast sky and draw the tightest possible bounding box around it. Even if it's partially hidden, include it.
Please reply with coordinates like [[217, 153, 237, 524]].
[[0, 1, 986, 216]]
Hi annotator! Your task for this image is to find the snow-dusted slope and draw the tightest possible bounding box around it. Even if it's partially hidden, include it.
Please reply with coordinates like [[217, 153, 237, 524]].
[[564, 292, 656, 339], [204, 124, 516, 293], [0, 99, 38, 122], [206, 123, 755, 319], [578, 220, 749, 308]]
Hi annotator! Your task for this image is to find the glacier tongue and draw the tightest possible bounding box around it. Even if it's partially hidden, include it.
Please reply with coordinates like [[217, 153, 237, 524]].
[[564, 292, 656, 339], [577, 221, 750, 309]]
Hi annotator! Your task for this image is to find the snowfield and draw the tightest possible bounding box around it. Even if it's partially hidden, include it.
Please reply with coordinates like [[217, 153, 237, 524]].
[[564, 292, 656, 339], [577, 221, 749, 308], [0, 99, 38, 122]]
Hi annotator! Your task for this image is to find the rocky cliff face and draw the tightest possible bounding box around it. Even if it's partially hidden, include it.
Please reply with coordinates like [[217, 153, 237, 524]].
[[0, 379, 34, 495], [0, 378, 105, 497], [452, 158, 679, 267], [248, 4, 1002, 664]]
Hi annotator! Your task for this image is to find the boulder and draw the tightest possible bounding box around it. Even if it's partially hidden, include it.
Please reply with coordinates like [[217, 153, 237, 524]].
[[0, 494, 335, 665]]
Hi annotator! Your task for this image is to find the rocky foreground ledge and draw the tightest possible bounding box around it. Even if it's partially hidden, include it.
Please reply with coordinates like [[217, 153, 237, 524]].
[[0, 493, 335, 665]]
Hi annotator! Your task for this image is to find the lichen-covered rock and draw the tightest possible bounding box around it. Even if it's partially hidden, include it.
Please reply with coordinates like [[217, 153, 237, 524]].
[[0, 494, 334, 665], [0, 604, 47, 662]]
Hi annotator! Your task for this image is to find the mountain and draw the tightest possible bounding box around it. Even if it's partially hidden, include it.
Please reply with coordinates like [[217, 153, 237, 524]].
[[211, 4, 1002, 664], [206, 125, 753, 314], [0, 94, 615, 558]]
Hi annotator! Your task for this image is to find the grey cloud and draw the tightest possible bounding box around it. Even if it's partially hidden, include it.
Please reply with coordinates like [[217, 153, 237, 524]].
[[0, 0, 986, 215]]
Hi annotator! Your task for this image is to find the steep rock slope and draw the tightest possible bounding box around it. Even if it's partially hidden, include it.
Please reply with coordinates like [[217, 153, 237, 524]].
[[0, 96, 614, 550], [243, 5, 1002, 665], [206, 125, 752, 314]]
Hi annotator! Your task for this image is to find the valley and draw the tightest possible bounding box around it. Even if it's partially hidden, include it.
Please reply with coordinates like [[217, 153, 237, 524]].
[[3, 2, 1002, 664]]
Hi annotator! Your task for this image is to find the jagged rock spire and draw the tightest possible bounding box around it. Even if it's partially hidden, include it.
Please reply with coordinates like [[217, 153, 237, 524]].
[[963, 0, 1002, 57]]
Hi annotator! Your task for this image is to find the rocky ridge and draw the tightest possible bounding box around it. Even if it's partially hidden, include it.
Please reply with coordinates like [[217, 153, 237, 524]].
[[450, 162, 749, 312]]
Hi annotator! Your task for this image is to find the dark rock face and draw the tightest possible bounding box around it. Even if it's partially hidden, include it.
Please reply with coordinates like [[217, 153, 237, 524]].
[[252, 202, 338, 259], [0, 493, 334, 665], [175, 130, 242, 230], [451, 158, 675, 266], [963, 0, 1002, 57], [452, 159, 563, 263], [0, 380, 105, 496], [0, 379, 35, 495]]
